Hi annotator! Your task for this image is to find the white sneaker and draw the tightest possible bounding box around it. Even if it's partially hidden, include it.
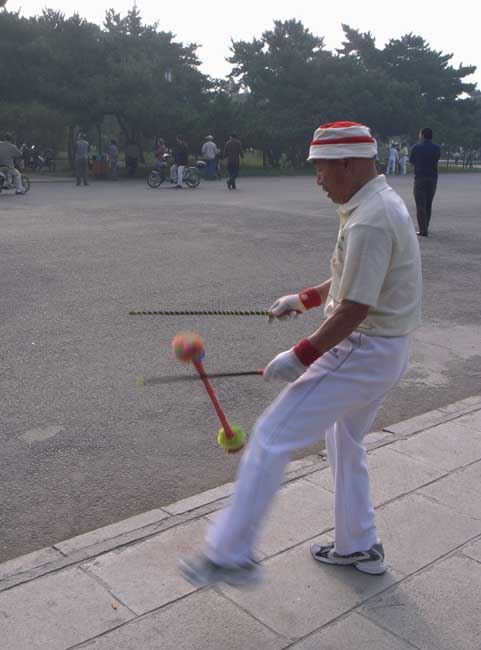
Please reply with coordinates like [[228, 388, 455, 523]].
[[310, 541, 387, 575]]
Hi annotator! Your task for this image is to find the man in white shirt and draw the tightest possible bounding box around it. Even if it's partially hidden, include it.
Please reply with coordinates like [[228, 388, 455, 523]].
[[180, 121, 422, 586], [386, 142, 399, 174], [201, 135, 218, 180]]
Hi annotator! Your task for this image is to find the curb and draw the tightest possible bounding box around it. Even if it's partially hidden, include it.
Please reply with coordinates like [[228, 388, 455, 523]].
[[2, 394, 481, 593]]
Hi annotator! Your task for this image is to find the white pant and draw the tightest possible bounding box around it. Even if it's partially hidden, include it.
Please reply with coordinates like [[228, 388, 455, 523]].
[[386, 158, 397, 174], [1, 166, 22, 191], [177, 165, 185, 186], [207, 333, 411, 565], [401, 156, 408, 175]]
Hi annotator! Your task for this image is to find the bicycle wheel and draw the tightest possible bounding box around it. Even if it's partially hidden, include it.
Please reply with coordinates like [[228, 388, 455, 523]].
[[147, 171, 163, 188], [21, 175, 31, 193], [186, 171, 200, 188]]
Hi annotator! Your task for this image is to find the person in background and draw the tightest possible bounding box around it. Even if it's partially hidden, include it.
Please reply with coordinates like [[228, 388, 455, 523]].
[[20, 143, 30, 169], [0, 133, 24, 194], [386, 143, 398, 175], [223, 134, 243, 189], [125, 141, 139, 177], [154, 139, 166, 170], [106, 139, 119, 180], [399, 143, 409, 175], [409, 127, 441, 237], [74, 132, 89, 186], [201, 135, 218, 180], [173, 135, 189, 188]]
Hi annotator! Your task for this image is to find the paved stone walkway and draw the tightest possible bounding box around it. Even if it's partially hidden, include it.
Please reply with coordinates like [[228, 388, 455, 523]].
[[1, 395, 481, 650]]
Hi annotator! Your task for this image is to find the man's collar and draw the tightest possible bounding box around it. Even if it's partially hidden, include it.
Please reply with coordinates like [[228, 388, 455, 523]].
[[337, 174, 389, 219]]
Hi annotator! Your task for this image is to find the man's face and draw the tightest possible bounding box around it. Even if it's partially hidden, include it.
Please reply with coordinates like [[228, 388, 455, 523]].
[[314, 159, 353, 205]]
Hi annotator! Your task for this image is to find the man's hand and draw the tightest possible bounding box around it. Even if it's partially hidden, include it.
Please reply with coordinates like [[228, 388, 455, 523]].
[[268, 286, 325, 323], [268, 294, 305, 322], [263, 349, 306, 383]]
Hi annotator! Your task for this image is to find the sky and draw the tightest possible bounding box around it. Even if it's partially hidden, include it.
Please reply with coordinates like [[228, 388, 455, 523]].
[[8, 0, 481, 89]]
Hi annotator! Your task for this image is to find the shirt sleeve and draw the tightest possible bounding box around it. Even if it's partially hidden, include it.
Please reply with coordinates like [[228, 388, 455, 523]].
[[409, 146, 416, 164], [336, 225, 393, 308]]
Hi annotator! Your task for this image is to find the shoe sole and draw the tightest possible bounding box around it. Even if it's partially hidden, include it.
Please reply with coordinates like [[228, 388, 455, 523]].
[[354, 560, 387, 575], [311, 547, 386, 575]]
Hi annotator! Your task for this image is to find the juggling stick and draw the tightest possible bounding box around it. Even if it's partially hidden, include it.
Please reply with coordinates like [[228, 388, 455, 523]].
[[193, 359, 246, 453], [172, 332, 246, 453], [137, 369, 262, 386], [130, 309, 270, 317]]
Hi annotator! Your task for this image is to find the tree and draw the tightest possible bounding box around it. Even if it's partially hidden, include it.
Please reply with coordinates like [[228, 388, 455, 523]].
[[338, 25, 477, 140], [229, 19, 329, 165], [102, 6, 209, 158]]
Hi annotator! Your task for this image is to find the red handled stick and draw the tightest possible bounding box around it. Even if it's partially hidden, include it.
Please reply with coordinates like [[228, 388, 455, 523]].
[[193, 359, 235, 439]]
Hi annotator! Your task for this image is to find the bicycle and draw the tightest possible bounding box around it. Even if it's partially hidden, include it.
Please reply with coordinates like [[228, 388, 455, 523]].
[[0, 167, 31, 193], [147, 156, 205, 189]]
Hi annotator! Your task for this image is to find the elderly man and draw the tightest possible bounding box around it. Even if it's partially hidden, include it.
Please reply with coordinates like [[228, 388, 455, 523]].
[[180, 121, 422, 586], [201, 135, 218, 180]]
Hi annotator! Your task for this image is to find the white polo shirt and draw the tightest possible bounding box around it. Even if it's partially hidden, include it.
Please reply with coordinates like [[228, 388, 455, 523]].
[[324, 175, 422, 337]]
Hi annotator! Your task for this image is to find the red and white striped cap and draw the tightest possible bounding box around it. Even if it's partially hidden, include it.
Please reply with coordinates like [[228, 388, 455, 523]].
[[308, 121, 377, 160]]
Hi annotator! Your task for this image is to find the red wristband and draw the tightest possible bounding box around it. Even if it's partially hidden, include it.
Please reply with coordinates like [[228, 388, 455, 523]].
[[293, 338, 321, 367], [298, 287, 322, 310]]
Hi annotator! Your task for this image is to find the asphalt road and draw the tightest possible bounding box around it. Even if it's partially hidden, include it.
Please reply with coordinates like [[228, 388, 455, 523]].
[[1, 173, 480, 562]]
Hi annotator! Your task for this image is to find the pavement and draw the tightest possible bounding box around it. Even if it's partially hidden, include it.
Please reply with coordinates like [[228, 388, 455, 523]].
[[1, 394, 481, 650]]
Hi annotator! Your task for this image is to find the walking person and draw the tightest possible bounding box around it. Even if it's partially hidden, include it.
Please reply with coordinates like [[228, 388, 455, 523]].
[[386, 142, 398, 175], [223, 133, 243, 189], [74, 133, 89, 186], [201, 135, 218, 180], [173, 135, 189, 188], [179, 121, 422, 587], [106, 139, 119, 180], [409, 127, 441, 237]]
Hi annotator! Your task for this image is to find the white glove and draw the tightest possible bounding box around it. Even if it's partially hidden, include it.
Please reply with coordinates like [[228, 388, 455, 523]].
[[268, 294, 305, 322], [263, 349, 306, 383]]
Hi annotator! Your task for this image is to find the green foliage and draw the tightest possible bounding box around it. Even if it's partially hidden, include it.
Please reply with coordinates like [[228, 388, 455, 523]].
[[0, 9, 479, 164]]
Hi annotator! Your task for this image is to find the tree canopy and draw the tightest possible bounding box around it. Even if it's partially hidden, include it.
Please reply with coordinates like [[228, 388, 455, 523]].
[[1, 10, 479, 164]]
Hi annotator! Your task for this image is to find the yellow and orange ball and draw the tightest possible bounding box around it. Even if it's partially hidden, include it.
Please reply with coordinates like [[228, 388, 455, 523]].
[[172, 331, 205, 363]]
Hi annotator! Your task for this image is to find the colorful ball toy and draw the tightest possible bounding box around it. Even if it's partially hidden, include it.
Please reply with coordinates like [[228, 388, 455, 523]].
[[172, 332, 205, 363]]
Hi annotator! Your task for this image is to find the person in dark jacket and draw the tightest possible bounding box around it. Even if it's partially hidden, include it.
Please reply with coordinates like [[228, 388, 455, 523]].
[[173, 135, 189, 188], [125, 141, 139, 177], [223, 134, 243, 190], [409, 128, 441, 237]]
